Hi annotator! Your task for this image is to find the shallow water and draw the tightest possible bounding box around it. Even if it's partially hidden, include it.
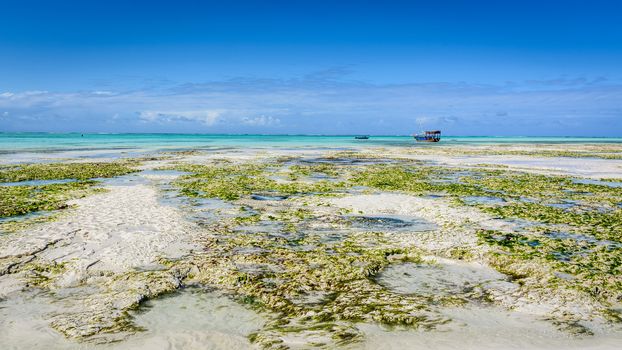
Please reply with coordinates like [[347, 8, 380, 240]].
[[376, 259, 507, 295], [0, 178, 78, 186], [545, 231, 622, 248], [462, 196, 506, 205], [94, 173, 151, 186], [125, 289, 265, 350], [3, 286, 621, 350], [0, 289, 265, 350], [0, 210, 57, 225], [3, 133, 622, 154], [251, 193, 289, 201], [573, 178, 622, 188], [358, 307, 622, 350], [140, 169, 191, 177], [346, 214, 438, 232], [546, 201, 578, 209]]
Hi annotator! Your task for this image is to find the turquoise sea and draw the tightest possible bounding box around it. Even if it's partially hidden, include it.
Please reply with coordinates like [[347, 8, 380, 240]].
[[2, 133, 622, 153]]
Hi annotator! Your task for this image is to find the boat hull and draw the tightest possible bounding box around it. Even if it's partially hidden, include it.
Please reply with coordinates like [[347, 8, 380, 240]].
[[415, 138, 440, 142], [414, 136, 440, 142]]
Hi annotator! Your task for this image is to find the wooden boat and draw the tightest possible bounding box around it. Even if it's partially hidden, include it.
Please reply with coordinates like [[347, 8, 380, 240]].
[[354, 135, 369, 140], [414, 130, 441, 142]]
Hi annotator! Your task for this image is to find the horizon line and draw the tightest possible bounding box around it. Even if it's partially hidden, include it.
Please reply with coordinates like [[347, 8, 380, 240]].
[[1, 132, 622, 138]]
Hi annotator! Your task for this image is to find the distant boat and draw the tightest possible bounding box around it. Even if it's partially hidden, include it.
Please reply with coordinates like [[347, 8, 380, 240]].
[[414, 130, 441, 142], [354, 135, 369, 140]]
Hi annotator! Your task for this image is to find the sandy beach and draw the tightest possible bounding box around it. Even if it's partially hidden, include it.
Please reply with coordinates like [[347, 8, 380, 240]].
[[1, 141, 622, 349]]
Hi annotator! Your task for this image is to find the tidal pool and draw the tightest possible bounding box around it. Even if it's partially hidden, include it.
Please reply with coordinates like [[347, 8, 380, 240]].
[[376, 258, 508, 295], [572, 178, 622, 188], [462, 196, 506, 206], [357, 306, 622, 350], [251, 193, 289, 201], [346, 214, 438, 232], [0, 289, 265, 350], [0, 179, 78, 187], [545, 231, 622, 248], [0, 210, 57, 225], [94, 173, 151, 186], [125, 289, 266, 350]]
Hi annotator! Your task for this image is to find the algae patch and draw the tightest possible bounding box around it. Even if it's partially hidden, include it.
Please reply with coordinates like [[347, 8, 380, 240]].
[[0, 161, 140, 220]]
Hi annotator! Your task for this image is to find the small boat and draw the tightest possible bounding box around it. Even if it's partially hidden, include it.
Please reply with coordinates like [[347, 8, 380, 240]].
[[414, 130, 441, 142], [354, 135, 369, 140]]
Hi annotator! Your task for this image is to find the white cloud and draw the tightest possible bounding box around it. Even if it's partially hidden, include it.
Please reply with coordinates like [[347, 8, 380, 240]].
[[139, 110, 223, 126], [0, 73, 621, 135], [22, 90, 49, 96], [91, 91, 116, 96], [241, 115, 281, 126]]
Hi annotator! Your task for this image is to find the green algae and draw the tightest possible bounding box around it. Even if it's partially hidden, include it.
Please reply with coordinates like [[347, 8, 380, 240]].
[[47, 268, 186, 341], [12, 154, 620, 346], [184, 228, 450, 347], [478, 229, 622, 308], [0, 181, 104, 218], [169, 159, 622, 333], [352, 163, 622, 210], [0, 160, 140, 221], [349, 162, 622, 326], [151, 161, 463, 347], [24, 261, 68, 287], [0, 210, 63, 233], [447, 247, 476, 261], [349, 164, 490, 197], [0, 161, 139, 182], [169, 163, 346, 201], [287, 164, 339, 180], [326, 151, 385, 160], [480, 203, 622, 242]]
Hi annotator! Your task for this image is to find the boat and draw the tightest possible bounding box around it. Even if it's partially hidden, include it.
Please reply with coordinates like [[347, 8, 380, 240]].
[[413, 130, 441, 142], [354, 135, 369, 140]]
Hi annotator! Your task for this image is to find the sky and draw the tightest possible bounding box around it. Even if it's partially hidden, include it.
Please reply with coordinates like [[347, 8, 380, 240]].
[[0, 0, 621, 135]]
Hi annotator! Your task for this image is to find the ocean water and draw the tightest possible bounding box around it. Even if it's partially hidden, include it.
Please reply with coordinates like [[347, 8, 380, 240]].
[[1, 133, 622, 153]]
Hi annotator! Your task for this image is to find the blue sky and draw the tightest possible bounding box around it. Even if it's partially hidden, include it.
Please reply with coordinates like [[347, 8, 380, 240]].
[[1, 0, 621, 135]]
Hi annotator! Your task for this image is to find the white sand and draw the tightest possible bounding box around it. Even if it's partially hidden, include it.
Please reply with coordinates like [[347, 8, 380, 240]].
[[0, 168, 200, 340], [0, 184, 197, 277], [411, 154, 622, 179]]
